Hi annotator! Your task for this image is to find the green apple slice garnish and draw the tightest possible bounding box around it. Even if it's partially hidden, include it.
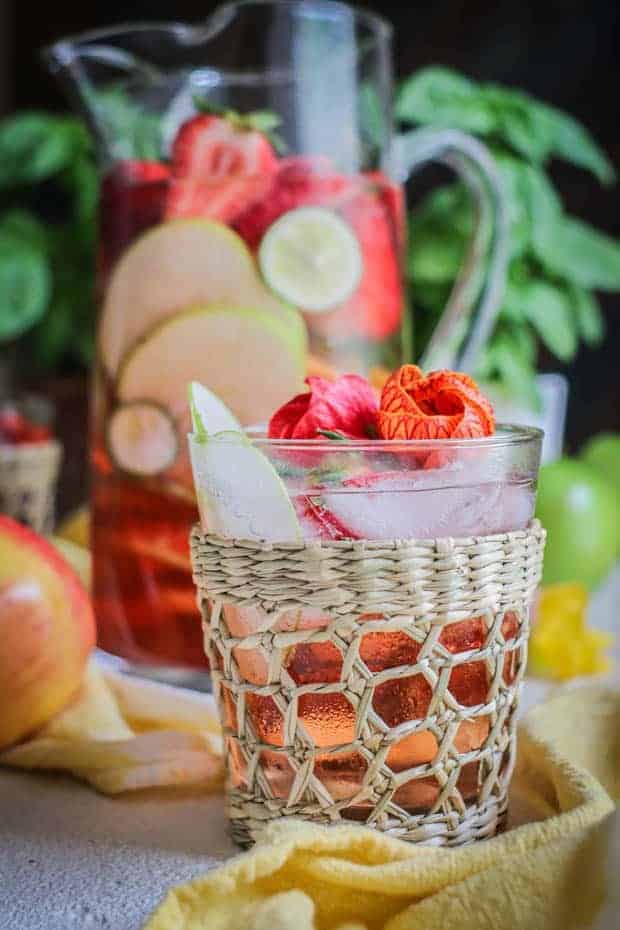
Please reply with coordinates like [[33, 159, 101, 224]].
[[188, 431, 301, 541], [106, 401, 178, 477], [101, 218, 306, 376], [259, 206, 362, 312], [189, 380, 241, 440], [117, 303, 305, 426]]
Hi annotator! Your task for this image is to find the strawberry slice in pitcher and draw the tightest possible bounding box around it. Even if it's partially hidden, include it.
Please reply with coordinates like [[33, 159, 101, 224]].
[[100, 160, 170, 270], [234, 156, 355, 249], [166, 109, 279, 221], [305, 185, 404, 343]]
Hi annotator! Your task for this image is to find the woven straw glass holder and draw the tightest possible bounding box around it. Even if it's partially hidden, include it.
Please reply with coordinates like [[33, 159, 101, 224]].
[[191, 520, 545, 848], [0, 441, 63, 533]]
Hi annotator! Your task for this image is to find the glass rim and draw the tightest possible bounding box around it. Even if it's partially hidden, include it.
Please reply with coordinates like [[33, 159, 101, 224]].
[[43, 1, 393, 66], [212, 423, 544, 452]]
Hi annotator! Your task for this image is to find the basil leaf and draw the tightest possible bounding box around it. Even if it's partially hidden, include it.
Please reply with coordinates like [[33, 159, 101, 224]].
[[484, 87, 552, 162], [537, 216, 620, 291], [408, 184, 471, 283], [517, 278, 578, 361], [396, 67, 496, 134], [536, 103, 615, 185], [477, 329, 540, 409], [28, 293, 75, 369], [97, 88, 162, 161], [568, 284, 605, 346], [0, 232, 51, 342], [408, 225, 466, 283], [517, 163, 562, 261], [0, 210, 48, 252], [0, 114, 87, 189]]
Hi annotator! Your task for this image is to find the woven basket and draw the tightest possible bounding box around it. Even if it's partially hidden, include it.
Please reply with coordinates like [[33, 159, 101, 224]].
[[191, 520, 545, 848], [0, 441, 63, 533]]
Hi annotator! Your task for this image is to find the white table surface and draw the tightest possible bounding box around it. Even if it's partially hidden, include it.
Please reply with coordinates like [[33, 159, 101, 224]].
[[1, 572, 618, 930]]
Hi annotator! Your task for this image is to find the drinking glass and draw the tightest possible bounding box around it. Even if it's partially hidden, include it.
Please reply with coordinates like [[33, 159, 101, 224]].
[[190, 426, 545, 845]]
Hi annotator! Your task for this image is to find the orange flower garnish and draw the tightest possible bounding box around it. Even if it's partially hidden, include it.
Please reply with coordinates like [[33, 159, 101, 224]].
[[378, 365, 495, 440]]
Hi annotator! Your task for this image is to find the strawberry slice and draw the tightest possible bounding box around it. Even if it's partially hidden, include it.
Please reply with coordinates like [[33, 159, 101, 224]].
[[307, 186, 404, 343], [166, 174, 272, 223], [365, 170, 407, 258], [165, 111, 278, 222], [0, 406, 52, 445], [294, 494, 357, 540], [100, 160, 170, 270], [169, 113, 278, 181], [234, 156, 355, 249]]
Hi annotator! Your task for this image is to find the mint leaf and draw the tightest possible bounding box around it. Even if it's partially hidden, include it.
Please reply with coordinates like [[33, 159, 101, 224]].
[[536, 103, 615, 185], [517, 278, 578, 361], [537, 216, 620, 291], [316, 429, 348, 441], [396, 67, 496, 134], [569, 285, 605, 346], [0, 231, 51, 342]]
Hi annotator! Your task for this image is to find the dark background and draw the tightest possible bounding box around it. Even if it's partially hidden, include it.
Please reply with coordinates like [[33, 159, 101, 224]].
[[1, 0, 618, 509]]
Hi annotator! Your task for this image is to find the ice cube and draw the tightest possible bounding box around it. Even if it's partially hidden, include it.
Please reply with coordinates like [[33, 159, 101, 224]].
[[318, 468, 535, 539]]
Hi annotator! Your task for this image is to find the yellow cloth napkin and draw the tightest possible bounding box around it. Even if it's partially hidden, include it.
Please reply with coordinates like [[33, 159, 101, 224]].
[[143, 686, 618, 930], [0, 660, 223, 793]]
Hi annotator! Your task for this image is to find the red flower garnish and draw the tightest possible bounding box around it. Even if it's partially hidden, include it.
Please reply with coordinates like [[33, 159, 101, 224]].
[[268, 375, 379, 440], [378, 365, 495, 440]]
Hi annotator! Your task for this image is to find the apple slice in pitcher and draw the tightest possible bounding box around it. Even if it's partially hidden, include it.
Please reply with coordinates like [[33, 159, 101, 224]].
[[107, 401, 179, 477], [100, 218, 304, 376], [189, 430, 301, 542], [117, 303, 305, 426]]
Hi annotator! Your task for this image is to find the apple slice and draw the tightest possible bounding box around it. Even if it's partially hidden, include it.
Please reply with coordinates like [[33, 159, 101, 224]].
[[189, 380, 240, 439], [106, 401, 179, 477], [189, 431, 301, 541], [100, 218, 305, 376], [117, 304, 305, 426]]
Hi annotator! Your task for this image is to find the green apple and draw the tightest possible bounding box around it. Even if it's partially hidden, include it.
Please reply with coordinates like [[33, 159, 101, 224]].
[[581, 432, 620, 498], [535, 458, 619, 590]]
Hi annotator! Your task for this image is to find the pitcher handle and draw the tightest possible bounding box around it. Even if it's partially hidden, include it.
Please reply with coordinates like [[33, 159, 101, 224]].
[[393, 128, 509, 373]]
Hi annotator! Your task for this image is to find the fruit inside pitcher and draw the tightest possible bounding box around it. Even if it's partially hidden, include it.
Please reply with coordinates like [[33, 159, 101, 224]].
[[93, 106, 405, 668]]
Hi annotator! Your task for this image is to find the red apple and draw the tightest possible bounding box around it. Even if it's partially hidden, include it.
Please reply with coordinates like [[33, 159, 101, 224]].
[[0, 515, 96, 749]]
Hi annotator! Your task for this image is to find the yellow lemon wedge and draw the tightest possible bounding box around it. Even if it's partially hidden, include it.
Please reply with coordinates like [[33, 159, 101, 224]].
[[529, 582, 614, 680]]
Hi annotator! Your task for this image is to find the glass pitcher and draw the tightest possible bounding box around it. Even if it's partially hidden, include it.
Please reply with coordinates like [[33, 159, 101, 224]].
[[44, 0, 507, 678]]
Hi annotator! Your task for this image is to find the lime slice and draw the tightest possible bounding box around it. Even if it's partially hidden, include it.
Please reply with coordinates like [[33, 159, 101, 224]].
[[259, 206, 362, 313], [107, 402, 178, 477], [101, 218, 304, 376], [189, 381, 240, 440], [188, 431, 301, 541], [117, 303, 305, 426]]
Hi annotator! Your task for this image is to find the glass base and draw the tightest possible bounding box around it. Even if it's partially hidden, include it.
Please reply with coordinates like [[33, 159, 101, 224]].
[[94, 648, 212, 692]]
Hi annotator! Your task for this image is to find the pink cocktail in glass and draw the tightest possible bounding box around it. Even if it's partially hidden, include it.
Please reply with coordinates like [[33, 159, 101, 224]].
[[191, 427, 542, 817]]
